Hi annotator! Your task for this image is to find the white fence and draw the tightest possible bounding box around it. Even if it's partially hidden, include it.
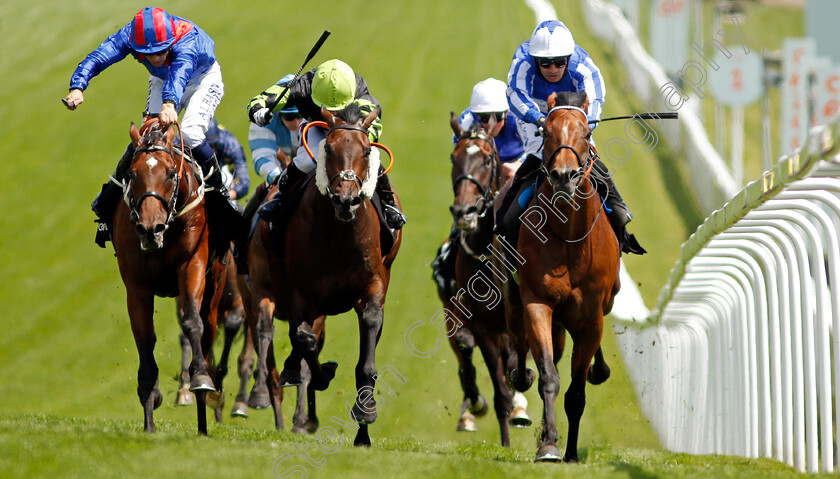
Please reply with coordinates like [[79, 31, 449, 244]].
[[582, 0, 739, 213], [616, 120, 840, 473]]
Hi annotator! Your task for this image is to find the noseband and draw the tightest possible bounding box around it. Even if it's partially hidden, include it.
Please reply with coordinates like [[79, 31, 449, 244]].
[[452, 131, 499, 218], [323, 124, 372, 196]]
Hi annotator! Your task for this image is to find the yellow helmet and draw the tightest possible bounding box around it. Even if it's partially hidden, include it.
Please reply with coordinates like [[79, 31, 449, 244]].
[[311, 59, 357, 111]]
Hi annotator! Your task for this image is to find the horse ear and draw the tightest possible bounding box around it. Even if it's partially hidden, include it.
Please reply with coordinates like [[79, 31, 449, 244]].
[[547, 92, 558, 111], [321, 105, 335, 126], [129, 122, 141, 145], [450, 111, 464, 138], [362, 107, 381, 131], [580, 93, 589, 113]]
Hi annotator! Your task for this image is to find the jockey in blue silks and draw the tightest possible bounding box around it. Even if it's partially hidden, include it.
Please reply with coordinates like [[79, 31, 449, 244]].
[[497, 20, 645, 255], [65, 7, 244, 251]]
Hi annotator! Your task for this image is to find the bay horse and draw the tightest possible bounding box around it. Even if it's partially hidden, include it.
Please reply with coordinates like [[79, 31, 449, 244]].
[[248, 104, 402, 446], [435, 113, 531, 445], [496, 92, 618, 462], [111, 118, 227, 434]]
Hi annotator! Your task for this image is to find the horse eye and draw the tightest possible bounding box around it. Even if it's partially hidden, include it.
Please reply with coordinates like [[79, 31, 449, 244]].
[[364, 147, 371, 156], [325, 143, 333, 154], [168, 169, 177, 180]]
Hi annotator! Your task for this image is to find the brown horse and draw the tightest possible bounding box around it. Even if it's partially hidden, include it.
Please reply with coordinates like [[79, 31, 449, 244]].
[[111, 118, 226, 434], [248, 104, 402, 446], [435, 113, 531, 445], [496, 92, 618, 462]]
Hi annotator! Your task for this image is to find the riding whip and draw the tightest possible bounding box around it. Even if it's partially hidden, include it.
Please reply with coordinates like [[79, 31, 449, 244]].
[[266, 30, 331, 112]]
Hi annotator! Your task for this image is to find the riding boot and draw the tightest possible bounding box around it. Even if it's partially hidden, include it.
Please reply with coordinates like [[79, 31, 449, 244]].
[[193, 141, 246, 258], [493, 153, 541, 247], [591, 158, 646, 255], [257, 162, 306, 225], [376, 171, 406, 230], [91, 144, 134, 248]]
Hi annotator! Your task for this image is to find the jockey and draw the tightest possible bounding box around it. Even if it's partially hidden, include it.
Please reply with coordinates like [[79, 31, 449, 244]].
[[248, 74, 303, 186], [499, 20, 644, 254], [433, 78, 527, 295], [247, 59, 407, 230], [203, 118, 250, 201], [454, 78, 526, 183], [65, 7, 244, 249]]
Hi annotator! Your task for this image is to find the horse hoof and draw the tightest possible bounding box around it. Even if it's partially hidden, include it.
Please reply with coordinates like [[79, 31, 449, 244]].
[[230, 402, 249, 418], [587, 363, 611, 385], [189, 374, 215, 392], [312, 361, 338, 391], [176, 386, 195, 406], [534, 445, 563, 462], [563, 454, 580, 463], [469, 395, 488, 417], [456, 412, 477, 432], [291, 419, 318, 435], [277, 369, 302, 388], [206, 389, 224, 409], [512, 368, 536, 392], [248, 389, 271, 410], [509, 407, 532, 428]]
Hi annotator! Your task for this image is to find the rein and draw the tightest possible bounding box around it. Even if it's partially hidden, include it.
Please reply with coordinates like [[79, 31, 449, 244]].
[[452, 131, 499, 219]]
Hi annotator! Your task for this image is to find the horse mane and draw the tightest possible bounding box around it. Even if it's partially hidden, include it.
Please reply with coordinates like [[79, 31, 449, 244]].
[[553, 91, 588, 109], [334, 103, 364, 124]]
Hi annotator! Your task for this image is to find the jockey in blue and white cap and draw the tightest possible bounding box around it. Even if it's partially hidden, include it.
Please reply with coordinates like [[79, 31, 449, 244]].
[[66, 7, 245, 252], [507, 19, 606, 157]]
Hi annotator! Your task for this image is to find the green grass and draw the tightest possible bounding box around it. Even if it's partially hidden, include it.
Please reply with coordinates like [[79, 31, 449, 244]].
[[0, 0, 805, 477]]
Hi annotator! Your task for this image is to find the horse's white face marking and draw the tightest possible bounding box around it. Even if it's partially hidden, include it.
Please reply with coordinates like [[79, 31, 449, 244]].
[[561, 124, 569, 140], [466, 145, 481, 156], [146, 158, 158, 169]]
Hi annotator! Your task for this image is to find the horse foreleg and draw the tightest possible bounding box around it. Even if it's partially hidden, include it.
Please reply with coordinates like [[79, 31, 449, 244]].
[[291, 359, 318, 434], [266, 341, 285, 430], [524, 301, 563, 462], [210, 303, 244, 422], [351, 301, 383, 428], [474, 331, 513, 447], [232, 314, 255, 417], [127, 289, 162, 433], [448, 326, 486, 432], [506, 298, 535, 393], [176, 332, 195, 406], [564, 321, 604, 463], [249, 296, 276, 409]]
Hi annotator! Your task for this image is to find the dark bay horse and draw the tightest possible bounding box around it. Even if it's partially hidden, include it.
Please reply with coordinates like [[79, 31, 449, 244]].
[[435, 113, 531, 445], [496, 92, 619, 462], [112, 119, 227, 434], [248, 104, 402, 446]]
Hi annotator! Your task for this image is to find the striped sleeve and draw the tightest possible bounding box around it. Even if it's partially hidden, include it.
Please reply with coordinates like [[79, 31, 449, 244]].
[[248, 122, 282, 184], [507, 42, 544, 125], [572, 47, 606, 126]]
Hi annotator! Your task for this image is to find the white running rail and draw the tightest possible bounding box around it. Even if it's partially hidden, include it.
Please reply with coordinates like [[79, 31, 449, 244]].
[[617, 119, 840, 473]]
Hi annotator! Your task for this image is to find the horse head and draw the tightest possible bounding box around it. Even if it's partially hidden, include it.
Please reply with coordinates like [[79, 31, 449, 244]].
[[318, 104, 381, 222], [126, 118, 181, 251], [449, 112, 499, 232], [542, 92, 596, 201]]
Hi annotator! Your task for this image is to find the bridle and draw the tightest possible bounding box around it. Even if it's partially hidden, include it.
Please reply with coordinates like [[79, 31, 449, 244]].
[[117, 122, 204, 229], [539, 105, 605, 244], [541, 105, 595, 189], [451, 131, 499, 219], [301, 120, 394, 199]]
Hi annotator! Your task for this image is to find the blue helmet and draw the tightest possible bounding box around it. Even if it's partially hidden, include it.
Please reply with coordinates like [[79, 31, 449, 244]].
[[130, 7, 177, 54], [276, 74, 299, 115]]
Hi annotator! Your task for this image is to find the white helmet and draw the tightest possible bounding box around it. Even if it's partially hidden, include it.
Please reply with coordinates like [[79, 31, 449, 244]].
[[529, 20, 575, 58], [470, 78, 509, 113]]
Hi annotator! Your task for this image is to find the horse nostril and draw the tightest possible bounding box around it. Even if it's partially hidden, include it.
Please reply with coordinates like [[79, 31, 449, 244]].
[[331, 195, 342, 208], [153, 224, 167, 235], [465, 205, 478, 216], [136, 225, 147, 237], [350, 196, 362, 207]]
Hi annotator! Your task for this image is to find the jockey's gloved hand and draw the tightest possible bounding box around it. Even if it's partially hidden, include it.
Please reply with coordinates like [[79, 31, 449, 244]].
[[253, 107, 273, 127]]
